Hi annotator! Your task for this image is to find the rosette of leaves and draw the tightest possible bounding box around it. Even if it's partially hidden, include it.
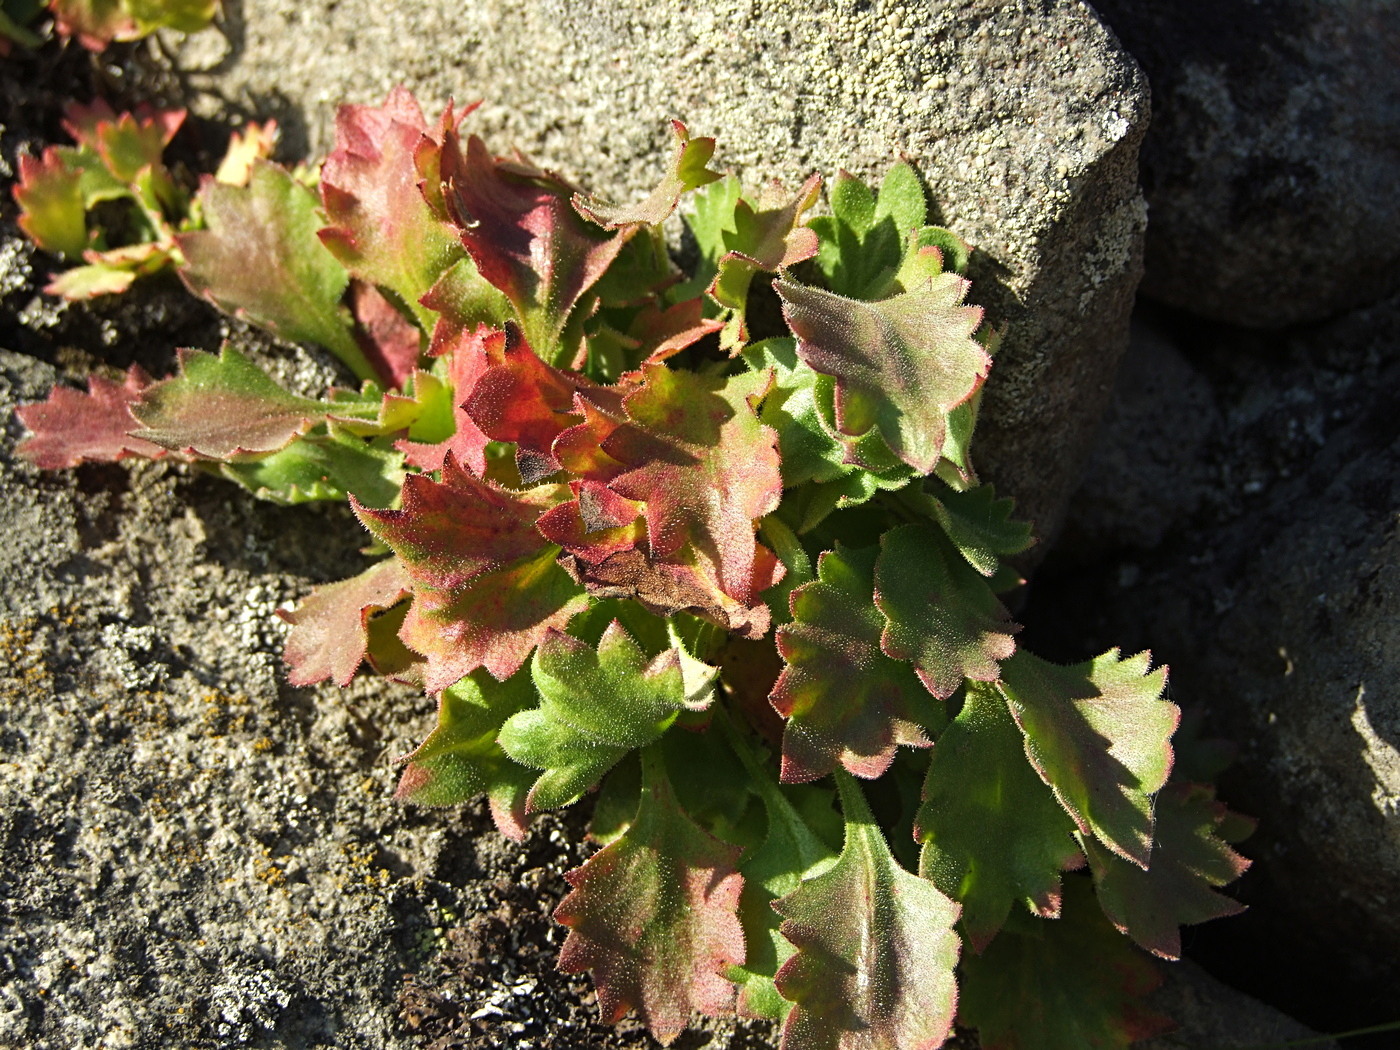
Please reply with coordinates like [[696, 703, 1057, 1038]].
[[12, 98, 276, 299], [15, 88, 1252, 1050]]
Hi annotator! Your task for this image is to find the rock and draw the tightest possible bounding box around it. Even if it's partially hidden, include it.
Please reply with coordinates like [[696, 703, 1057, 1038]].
[[1040, 294, 1400, 1032], [1143, 961, 1338, 1050], [161, 0, 1150, 542], [1092, 0, 1400, 327]]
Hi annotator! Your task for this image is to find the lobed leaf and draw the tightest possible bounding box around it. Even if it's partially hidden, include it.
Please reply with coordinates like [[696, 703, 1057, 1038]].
[[958, 877, 1171, 1050], [601, 364, 783, 636], [177, 161, 377, 381], [554, 750, 745, 1044], [874, 523, 1018, 699], [13, 149, 88, 258], [809, 163, 927, 301], [319, 87, 464, 333], [773, 773, 960, 1050], [574, 120, 721, 229], [498, 621, 699, 810], [439, 128, 630, 361], [15, 364, 168, 469], [395, 322, 496, 476], [771, 543, 939, 783], [217, 424, 405, 507], [998, 650, 1179, 869], [396, 668, 537, 840], [129, 344, 334, 459], [915, 682, 1081, 952], [354, 455, 585, 688], [278, 559, 411, 687], [1081, 782, 1250, 959], [214, 120, 279, 187], [775, 274, 989, 475]]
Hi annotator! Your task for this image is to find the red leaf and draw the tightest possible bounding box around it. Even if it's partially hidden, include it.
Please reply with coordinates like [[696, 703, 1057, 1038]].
[[628, 297, 724, 364], [277, 559, 411, 687], [395, 323, 497, 476], [573, 120, 721, 229], [440, 128, 632, 357], [604, 364, 783, 624], [349, 281, 422, 390], [319, 87, 464, 334], [15, 365, 168, 469], [354, 454, 584, 688], [555, 754, 745, 1044]]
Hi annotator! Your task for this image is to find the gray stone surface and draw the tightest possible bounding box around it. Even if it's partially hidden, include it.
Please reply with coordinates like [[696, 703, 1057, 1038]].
[[1093, 0, 1400, 328], [1143, 961, 1337, 1050], [160, 0, 1150, 544]]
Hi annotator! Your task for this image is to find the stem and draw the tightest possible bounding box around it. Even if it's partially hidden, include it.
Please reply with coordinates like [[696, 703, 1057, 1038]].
[[832, 768, 877, 828]]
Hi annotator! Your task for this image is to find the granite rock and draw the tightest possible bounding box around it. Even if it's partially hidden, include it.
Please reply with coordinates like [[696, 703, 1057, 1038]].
[[160, 0, 1150, 542], [1094, 0, 1400, 327]]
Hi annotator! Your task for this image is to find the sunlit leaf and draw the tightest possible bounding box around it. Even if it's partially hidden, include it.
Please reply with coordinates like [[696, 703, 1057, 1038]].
[[278, 559, 411, 687]]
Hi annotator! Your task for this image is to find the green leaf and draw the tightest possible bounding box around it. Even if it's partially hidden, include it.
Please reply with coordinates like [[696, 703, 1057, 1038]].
[[998, 650, 1179, 869], [177, 161, 377, 381], [1081, 782, 1249, 959], [217, 424, 405, 507], [554, 748, 745, 1044], [125, 0, 216, 35], [915, 683, 1081, 952], [896, 480, 1034, 577], [673, 174, 745, 301], [773, 772, 960, 1050], [772, 543, 940, 782], [874, 523, 1018, 698], [396, 668, 537, 840], [775, 274, 990, 475], [14, 149, 88, 258], [958, 877, 1171, 1050], [574, 120, 721, 229], [809, 164, 926, 301], [130, 344, 335, 459], [497, 622, 699, 810]]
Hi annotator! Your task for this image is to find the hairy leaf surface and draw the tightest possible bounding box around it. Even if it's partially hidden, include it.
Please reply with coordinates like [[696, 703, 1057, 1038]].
[[498, 622, 698, 810], [958, 878, 1171, 1050], [15, 364, 167, 468], [177, 161, 376, 381], [279, 559, 411, 687], [574, 121, 721, 229], [874, 524, 1018, 699], [354, 455, 585, 688], [554, 754, 745, 1044], [319, 87, 463, 333], [915, 683, 1081, 951], [773, 774, 960, 1050], [999, 650, 1179, 869], [396, 668, 537, 840], [771, 543, 939, 782], [1082, 782, 1249, 959], [775, 275, 988, 474]]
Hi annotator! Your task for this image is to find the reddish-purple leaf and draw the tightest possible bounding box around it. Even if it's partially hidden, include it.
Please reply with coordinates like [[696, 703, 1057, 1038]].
[[15, 365, 169, 469], [773, 773, 960, 1050], [354, 454, 584, 688], [573, 121, 721, 229], [129, 344, 333, 460], [771, 543, 941, 783], [999, 650, 1179, 869], [555, 755, 745, 1044], [1082, 782, 1250, 959], [603, 364, 783, 632], [396, 323, 496, 476], [775, 274, 989, 474], [277, 559, 411, 687], [628, 297, 724, 363], [319, 87, 464, 334], [439, 127, 632, 358], [349, 281, 423, 390], [462, 322, 598, 482]]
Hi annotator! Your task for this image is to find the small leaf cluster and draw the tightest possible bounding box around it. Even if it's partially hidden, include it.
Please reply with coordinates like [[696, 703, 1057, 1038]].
[[13, 97, 275, 299], [13, 89, 1252, 1050], [1, 0, 217, 53]]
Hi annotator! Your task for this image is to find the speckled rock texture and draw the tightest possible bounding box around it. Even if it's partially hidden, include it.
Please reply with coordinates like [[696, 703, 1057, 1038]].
[[1038, 294, 1400, 1039], [1093, 0, 1400, 328], [160, 0, 1150, 545]]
